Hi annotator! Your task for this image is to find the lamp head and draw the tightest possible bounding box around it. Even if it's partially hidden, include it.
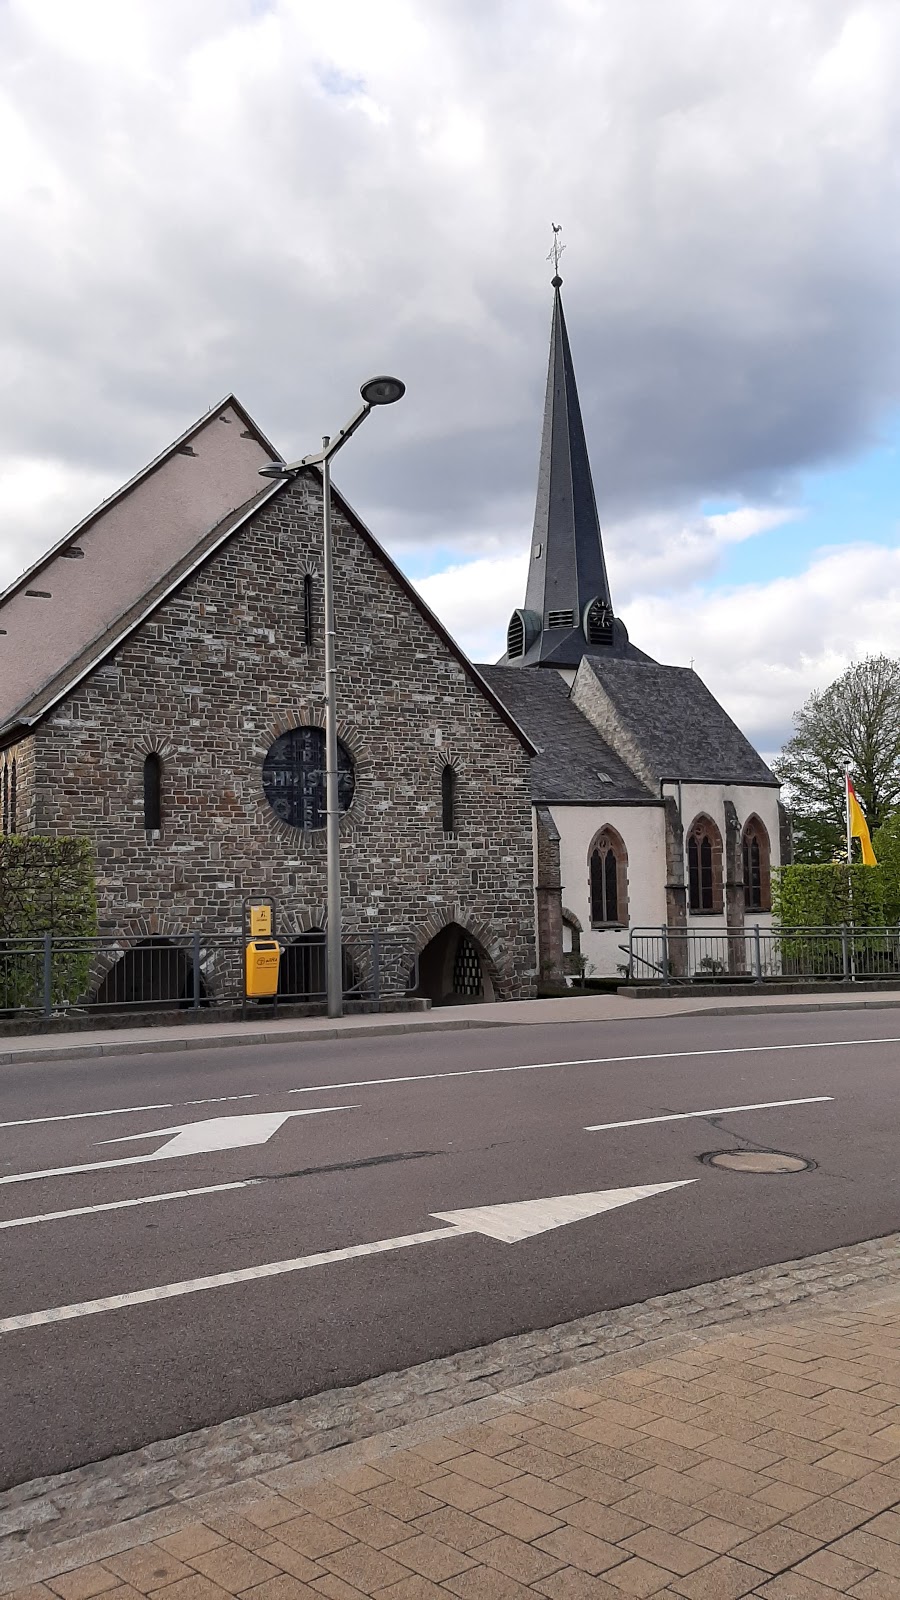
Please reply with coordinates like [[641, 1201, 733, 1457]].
[[360, 375, 406, 406]]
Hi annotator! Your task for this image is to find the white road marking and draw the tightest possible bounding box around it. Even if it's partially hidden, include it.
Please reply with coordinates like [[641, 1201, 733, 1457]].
[[0, 1181, 693, 1334], [287, 1035, 900, 1098], [432, 1182, 694, 1243], [5, 1031, 892, 1137], [96, 1109, 355, 1156], [0, 1106, 356, 1187], [0, 1102, 174, 1131], [0, 1180, 257, 1230], [585, 1096, 834, 1131], [0, 1093, 260, 1132]]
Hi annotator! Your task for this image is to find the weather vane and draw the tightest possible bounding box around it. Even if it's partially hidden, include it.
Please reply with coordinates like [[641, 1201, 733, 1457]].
[[547, 222, 565, 285]]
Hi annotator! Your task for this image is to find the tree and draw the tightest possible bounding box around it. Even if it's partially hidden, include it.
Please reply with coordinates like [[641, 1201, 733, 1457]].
[[872, 811, 900, 922], [773, 655, 900, 863]]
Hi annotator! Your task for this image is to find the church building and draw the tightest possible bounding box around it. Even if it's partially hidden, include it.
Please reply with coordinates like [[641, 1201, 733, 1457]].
[[0, 269, 784, 1005], [480, 269, 786, 983]]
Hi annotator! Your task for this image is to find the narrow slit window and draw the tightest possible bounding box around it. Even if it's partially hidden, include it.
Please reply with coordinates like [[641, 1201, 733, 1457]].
[[304, 573, 314, 647], [10, 759, 16, 833], [143, 753, 162, 831], [441, 764, 457, 834]]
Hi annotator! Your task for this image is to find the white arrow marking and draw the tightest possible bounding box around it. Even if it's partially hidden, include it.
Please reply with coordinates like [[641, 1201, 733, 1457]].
[[585, 1097, 833, 1132], [433, 1182, 693, 1242], [0, 1108, 356, 1187], [96, 1111, 330, 1157], [0, 1181, 694, 1334]]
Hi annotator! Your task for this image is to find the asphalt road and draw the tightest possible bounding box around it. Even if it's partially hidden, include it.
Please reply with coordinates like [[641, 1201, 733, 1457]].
[[1, 1006, 899, 1488]]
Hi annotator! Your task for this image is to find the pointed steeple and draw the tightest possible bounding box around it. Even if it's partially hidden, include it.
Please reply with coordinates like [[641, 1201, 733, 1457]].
[[505, 255, 626, 669]]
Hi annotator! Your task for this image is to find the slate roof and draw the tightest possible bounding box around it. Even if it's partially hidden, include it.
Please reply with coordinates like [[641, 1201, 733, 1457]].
[[477, 664, 655, 803], [583, 657, 778, 787], [0, 396, 282, 734], [0, 404, 536, 757]]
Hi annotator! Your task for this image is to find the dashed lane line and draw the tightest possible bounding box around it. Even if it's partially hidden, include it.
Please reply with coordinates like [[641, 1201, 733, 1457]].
[[285, 1035, 900, 1096], [0, 1180, 257, 1229], [0, 1093, 260, 1131], [585, 1095, 834, 1131]]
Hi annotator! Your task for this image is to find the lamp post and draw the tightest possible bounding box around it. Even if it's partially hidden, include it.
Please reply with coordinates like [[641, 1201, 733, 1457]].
[[260, 376, 405, 1017]]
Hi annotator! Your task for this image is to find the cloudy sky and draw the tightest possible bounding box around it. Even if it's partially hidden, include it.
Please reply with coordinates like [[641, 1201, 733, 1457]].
[[2, 0, 900, 754]]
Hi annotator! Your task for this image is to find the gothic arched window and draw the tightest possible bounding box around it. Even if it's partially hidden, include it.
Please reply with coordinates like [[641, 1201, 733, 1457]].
[[143, 753, 162, 831], [441, 764, 457, 834], [687, 815, 724, 914], [742, 816, 771, 912], [589, 826, 628, 926]]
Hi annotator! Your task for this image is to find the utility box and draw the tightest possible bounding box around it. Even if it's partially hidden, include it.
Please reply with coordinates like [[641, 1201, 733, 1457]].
[[245, 939, 281, 998], [249, 904, 273, 938]]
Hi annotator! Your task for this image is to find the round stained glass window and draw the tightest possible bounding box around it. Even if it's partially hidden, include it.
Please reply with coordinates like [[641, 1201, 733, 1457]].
[[262, 727, 355, 830]]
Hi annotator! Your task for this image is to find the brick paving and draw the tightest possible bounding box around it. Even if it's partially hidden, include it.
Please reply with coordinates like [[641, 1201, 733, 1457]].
[[4, 1242, 900, 1598]]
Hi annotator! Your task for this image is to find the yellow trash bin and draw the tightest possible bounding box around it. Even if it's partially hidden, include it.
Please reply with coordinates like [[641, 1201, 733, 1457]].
[[245, 939, 281, 998]]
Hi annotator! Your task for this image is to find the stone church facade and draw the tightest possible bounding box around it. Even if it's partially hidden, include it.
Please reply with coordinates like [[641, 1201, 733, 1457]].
[[0, 402, 537, 1004], [0, 276, 785, 1004]]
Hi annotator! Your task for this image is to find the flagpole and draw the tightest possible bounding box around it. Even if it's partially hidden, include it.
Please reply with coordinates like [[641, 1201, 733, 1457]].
[[845, 769, 856, 981]]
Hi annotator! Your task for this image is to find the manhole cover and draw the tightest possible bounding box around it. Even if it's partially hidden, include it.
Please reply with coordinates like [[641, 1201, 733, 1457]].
[[703, 1150, 814, 1174]]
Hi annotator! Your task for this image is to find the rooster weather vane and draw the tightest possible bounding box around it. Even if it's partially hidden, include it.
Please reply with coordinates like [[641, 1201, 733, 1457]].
[[547, 222, 565, 285]]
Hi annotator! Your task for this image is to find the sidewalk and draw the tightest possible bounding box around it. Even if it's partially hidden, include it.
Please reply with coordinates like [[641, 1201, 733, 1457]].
[[4, 1234, 900, 1599], [4, 988, 900, 1067]]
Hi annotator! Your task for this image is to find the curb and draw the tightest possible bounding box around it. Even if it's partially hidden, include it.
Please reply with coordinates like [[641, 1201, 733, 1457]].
[[3, 992, 900, 1066], [0, 1013, 512, 1066]]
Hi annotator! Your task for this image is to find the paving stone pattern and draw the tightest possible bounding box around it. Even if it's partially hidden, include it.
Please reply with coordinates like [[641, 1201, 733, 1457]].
[[2, 1232, 900, 1586], [6, 1257, 900, 1599]]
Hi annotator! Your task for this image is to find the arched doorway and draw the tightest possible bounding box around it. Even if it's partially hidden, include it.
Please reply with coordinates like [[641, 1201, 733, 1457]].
[[94, 937, 203, 1009], [416, 922, 494, 1006]]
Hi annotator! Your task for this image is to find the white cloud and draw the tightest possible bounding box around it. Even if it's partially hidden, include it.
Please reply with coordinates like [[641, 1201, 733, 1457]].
[[2, 0, 900, 723], [413, 501, 803, 661], [627, 541, 900, 750], [416, 532, 900, 759]]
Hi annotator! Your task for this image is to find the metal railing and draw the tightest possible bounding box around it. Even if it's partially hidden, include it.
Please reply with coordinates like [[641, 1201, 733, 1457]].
[[0, 930, 419, 1018], [623, 925, 900, 984]]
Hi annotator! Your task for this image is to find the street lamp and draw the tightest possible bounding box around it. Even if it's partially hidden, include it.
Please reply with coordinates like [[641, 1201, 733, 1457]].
[[260, 377, 405, 1018]]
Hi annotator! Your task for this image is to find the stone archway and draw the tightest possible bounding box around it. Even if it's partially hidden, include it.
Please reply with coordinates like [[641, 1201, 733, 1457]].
[[93, 936, 205, 1010], [415, 921, 495, 1006]]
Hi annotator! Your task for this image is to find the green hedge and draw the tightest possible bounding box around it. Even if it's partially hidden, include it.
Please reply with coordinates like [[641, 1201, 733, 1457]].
[[773, 862, 895, 976], [773, 863, 889, 928], [0, 836, 97, 1010]]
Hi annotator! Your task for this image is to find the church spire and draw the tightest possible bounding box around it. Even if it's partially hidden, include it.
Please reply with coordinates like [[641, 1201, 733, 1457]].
[[505, 232, 620, 668]]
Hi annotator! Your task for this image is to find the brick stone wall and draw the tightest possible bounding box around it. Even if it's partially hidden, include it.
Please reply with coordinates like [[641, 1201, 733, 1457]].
[[28, 476, 537, 998], [1, 735, 36, 835], [534, 806, 563, 984]]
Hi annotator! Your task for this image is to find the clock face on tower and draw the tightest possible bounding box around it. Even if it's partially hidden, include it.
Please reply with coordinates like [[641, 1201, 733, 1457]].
[[584, 597, 614, 646]]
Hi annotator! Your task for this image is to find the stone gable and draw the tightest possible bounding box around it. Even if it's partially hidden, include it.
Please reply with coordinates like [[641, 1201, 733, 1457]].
[[26, 474, 537, 997]]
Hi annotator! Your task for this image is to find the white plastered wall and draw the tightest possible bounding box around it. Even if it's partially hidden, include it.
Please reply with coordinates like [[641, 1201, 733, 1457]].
[[549, 803, 667, 977], [663, 781, 783, 934]]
